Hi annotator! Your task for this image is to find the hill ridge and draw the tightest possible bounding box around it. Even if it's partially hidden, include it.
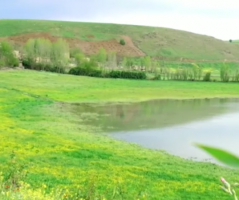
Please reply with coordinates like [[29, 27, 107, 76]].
[[0, 19, 239, 62]]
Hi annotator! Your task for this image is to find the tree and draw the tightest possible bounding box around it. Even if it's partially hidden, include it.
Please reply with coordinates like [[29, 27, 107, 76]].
[[95, 48, 107, 68], [0, 40, 19, 67], [106, 52, 117, 69], [220, 63, 230, 82], [126, 57, 134, 71], [24, 39, 37, 68], [142, 56, 152, 72], [74, 53, 86, 66], [70, 48, 82, 58], [91, 48, 108, 67], [121, 57, 128, 69], [35, 38, 52, 69], [151, 60, 159, 73], [51, 39, 69, 72], [24, 38, 52, 69], [23, 38, 69, 72]]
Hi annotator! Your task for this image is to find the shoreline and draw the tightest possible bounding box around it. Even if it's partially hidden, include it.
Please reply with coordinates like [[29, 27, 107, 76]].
[[62, 95, 239, 105]]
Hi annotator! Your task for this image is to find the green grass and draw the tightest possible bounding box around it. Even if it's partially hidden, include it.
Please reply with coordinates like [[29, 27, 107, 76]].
[[1, 70, 239, 199], [231, 40, 239, 43], [1, 70, 239, 103], [1, 19, 239, 61]]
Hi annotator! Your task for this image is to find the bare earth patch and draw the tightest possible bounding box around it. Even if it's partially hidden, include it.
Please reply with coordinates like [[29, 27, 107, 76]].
[[0, 67, 24, 71], [0, 33, 145, 57]]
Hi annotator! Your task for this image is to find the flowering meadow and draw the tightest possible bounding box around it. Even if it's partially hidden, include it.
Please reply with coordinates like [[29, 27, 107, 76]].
[[0, 70, 239, 199]]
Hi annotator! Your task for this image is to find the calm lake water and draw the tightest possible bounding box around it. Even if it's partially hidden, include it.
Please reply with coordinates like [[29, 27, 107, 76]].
[[71, 98, 239, 163]]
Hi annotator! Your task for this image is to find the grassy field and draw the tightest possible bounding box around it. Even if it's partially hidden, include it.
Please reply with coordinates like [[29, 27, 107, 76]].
[[1, 70, 239, 199], [2, 70, 239, 102], [232, 40, 239, 43], [1, 19, 239, 61]]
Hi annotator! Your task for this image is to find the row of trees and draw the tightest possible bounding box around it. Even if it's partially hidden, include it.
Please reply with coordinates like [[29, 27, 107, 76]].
[[156, 66, 211, 81], [220, 64, 239, 82], [120, 56, 159, 72], [73, 47, 118, 70], [23, 38, 69, 73], [71, 46, 160, 73], [2, 38, 239, 82], [0, 38, 179, 75]]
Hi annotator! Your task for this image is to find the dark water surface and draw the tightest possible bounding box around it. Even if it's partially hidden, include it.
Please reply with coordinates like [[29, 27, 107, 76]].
[[70, 98, 239, 163]]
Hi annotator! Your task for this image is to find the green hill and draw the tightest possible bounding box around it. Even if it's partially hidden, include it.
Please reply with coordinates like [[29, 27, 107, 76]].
[[0, 19, 239, 61]]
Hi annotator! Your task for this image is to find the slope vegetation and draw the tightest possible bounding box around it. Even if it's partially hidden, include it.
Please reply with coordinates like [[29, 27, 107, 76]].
[[0, 19, 239, 61]]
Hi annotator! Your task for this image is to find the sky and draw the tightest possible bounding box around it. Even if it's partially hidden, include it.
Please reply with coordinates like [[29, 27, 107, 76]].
[[1, 0, 239, 40]]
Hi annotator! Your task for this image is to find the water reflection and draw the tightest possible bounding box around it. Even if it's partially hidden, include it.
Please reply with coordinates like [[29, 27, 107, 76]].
[[70, 98, 239, 162], [71, 98, 239, 132]]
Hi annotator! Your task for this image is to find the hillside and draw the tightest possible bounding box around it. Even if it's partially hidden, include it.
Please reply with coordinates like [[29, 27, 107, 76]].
[[0, 19, 239, 61]]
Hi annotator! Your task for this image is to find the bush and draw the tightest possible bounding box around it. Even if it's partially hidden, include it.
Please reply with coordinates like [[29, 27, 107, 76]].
[[81, 60, 98, 69], [107, 70, 146, 79], [153, 74, 161, 80], [203, 72, 211, 81], [69, 68, 146, 80], [119, 39, 126, 45], [69, 66, 103, 77], [22, 59, 33, 69], [49, 66, 66, 74], [88, 69, 103, 77], [22, 59, 66, 74]]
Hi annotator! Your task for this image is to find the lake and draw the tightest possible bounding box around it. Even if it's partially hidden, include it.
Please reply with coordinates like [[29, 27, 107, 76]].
[[70, 98, 239, 163]]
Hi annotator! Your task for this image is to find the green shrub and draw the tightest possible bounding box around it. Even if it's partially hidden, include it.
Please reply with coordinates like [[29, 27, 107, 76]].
[[69, 68, 146, 80], [119, 39, 126, 45], [80, 60, 98, 69], [106, 70, 122, 78], [88, 69, 103, 77], [22, 59, 66, 74], [203, 72, 211, 81], [22, 59, 33, 69], [69, 66, 103, 77], [153, 74, 161, 80], [49, 66, 66, 74], [107, 70, 146, 79]]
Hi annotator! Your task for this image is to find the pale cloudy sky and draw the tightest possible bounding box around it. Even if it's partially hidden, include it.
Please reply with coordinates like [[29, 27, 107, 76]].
[[1, 0, 239, 40]]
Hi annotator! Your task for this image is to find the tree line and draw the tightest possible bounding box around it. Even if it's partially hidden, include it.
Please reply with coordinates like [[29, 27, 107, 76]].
[[1, 39, 239, 82]]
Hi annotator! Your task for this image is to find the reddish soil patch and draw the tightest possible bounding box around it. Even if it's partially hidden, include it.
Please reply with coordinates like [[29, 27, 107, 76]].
[[86, 35, 95, 39], [0, 32, 145, 57]]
